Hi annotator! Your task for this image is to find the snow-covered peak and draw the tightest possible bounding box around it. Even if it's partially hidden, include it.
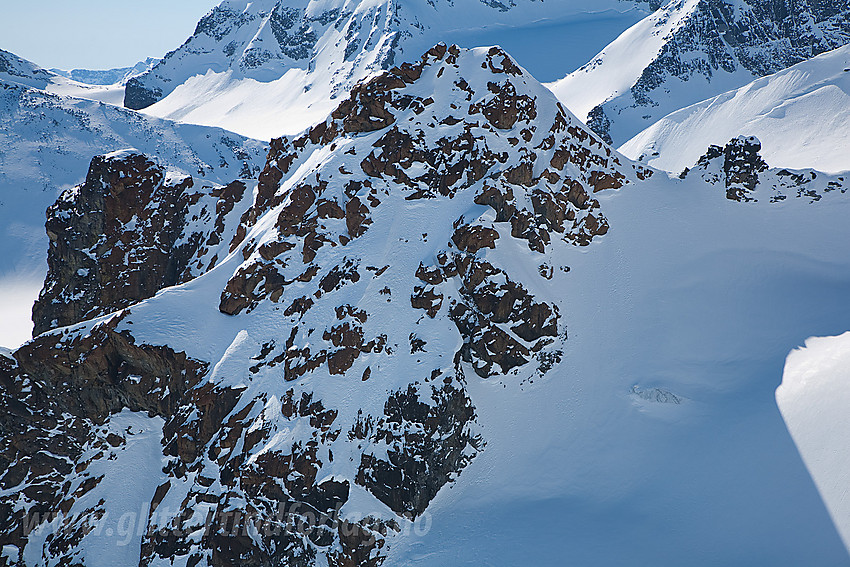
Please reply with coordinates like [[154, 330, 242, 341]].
[[549, 0, 850, 145], [0, 48, 57, 90], [621, 43, 850, 175], [127, 0, 655, 139]]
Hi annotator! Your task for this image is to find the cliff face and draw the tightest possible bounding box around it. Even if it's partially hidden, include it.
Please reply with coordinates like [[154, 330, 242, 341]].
[[32, 151, 249, 335], [2, 44, 649, 567]]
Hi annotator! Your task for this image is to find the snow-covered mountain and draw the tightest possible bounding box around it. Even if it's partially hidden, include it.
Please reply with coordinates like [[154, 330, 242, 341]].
[[0, 48, 268, 348], [1, 48, 128, 105], [4, 44, 850, 567], [51, 58, 160, 86], [126, 0, 655, 140], [620, 43, 850, 175], [549, 0, 850, 145]]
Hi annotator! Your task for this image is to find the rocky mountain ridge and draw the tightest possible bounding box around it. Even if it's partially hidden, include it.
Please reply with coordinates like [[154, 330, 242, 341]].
[[0, 51, 267, 348], [1, 44, 652, 567], [3, 3, 850, 566]]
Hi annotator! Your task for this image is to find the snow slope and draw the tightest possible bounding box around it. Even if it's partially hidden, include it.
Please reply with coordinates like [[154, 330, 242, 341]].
[[0, 51, 268, 348], [131, 0, 653, 140], [620, 44, 850, 175], [388, 177, 850, 565], [1, 48, 126, 105], [549, 0, 850, 145], [4, 44, 850, 566], [778, 332, 850, 553]]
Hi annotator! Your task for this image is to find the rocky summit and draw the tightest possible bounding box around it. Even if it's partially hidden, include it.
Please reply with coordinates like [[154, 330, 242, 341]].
[[0, 44, 651, 567]]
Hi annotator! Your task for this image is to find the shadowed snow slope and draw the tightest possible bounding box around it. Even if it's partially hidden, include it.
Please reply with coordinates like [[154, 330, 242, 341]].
[[778, 332, 850, 553], [620, 44, 850, 175]]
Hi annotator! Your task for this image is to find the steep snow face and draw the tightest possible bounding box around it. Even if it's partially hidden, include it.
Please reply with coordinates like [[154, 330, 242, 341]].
[[778, 332, 850, 553], [0, 63, 267, 348], [129, 0, 654, 139], [549, 0, 850, 145], [620, 44, 850, 175]]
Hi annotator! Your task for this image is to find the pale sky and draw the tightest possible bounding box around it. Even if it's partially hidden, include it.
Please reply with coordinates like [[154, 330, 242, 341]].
[[1, 0, 220, 70]]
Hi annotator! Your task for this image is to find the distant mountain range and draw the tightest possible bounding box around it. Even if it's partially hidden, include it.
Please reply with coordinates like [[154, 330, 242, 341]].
[[122, 0, 657, 139], [50, 57, 159, 86]]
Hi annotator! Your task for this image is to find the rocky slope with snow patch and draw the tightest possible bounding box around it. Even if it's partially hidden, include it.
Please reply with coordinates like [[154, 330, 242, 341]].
[[549, 0, 850, 145], [680, 136, 849, 203]]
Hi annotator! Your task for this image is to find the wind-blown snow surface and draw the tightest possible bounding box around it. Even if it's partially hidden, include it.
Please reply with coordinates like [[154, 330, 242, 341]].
[[620, 44, 850, 175], [14, 46, 850, 565], [133, 0, 652, 140], [777, 332, 850, 553], [377, 173, 850, 565], [0, 52, 268, 348]]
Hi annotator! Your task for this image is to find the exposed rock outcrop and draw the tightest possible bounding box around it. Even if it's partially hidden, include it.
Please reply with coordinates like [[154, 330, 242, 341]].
[[683, 136, 848, 202], [33, 151, 249, 335]]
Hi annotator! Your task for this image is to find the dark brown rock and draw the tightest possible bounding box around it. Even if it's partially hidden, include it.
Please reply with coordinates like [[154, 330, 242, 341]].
[[33, 153, 196, 335], [354, 381, 481, 518]]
